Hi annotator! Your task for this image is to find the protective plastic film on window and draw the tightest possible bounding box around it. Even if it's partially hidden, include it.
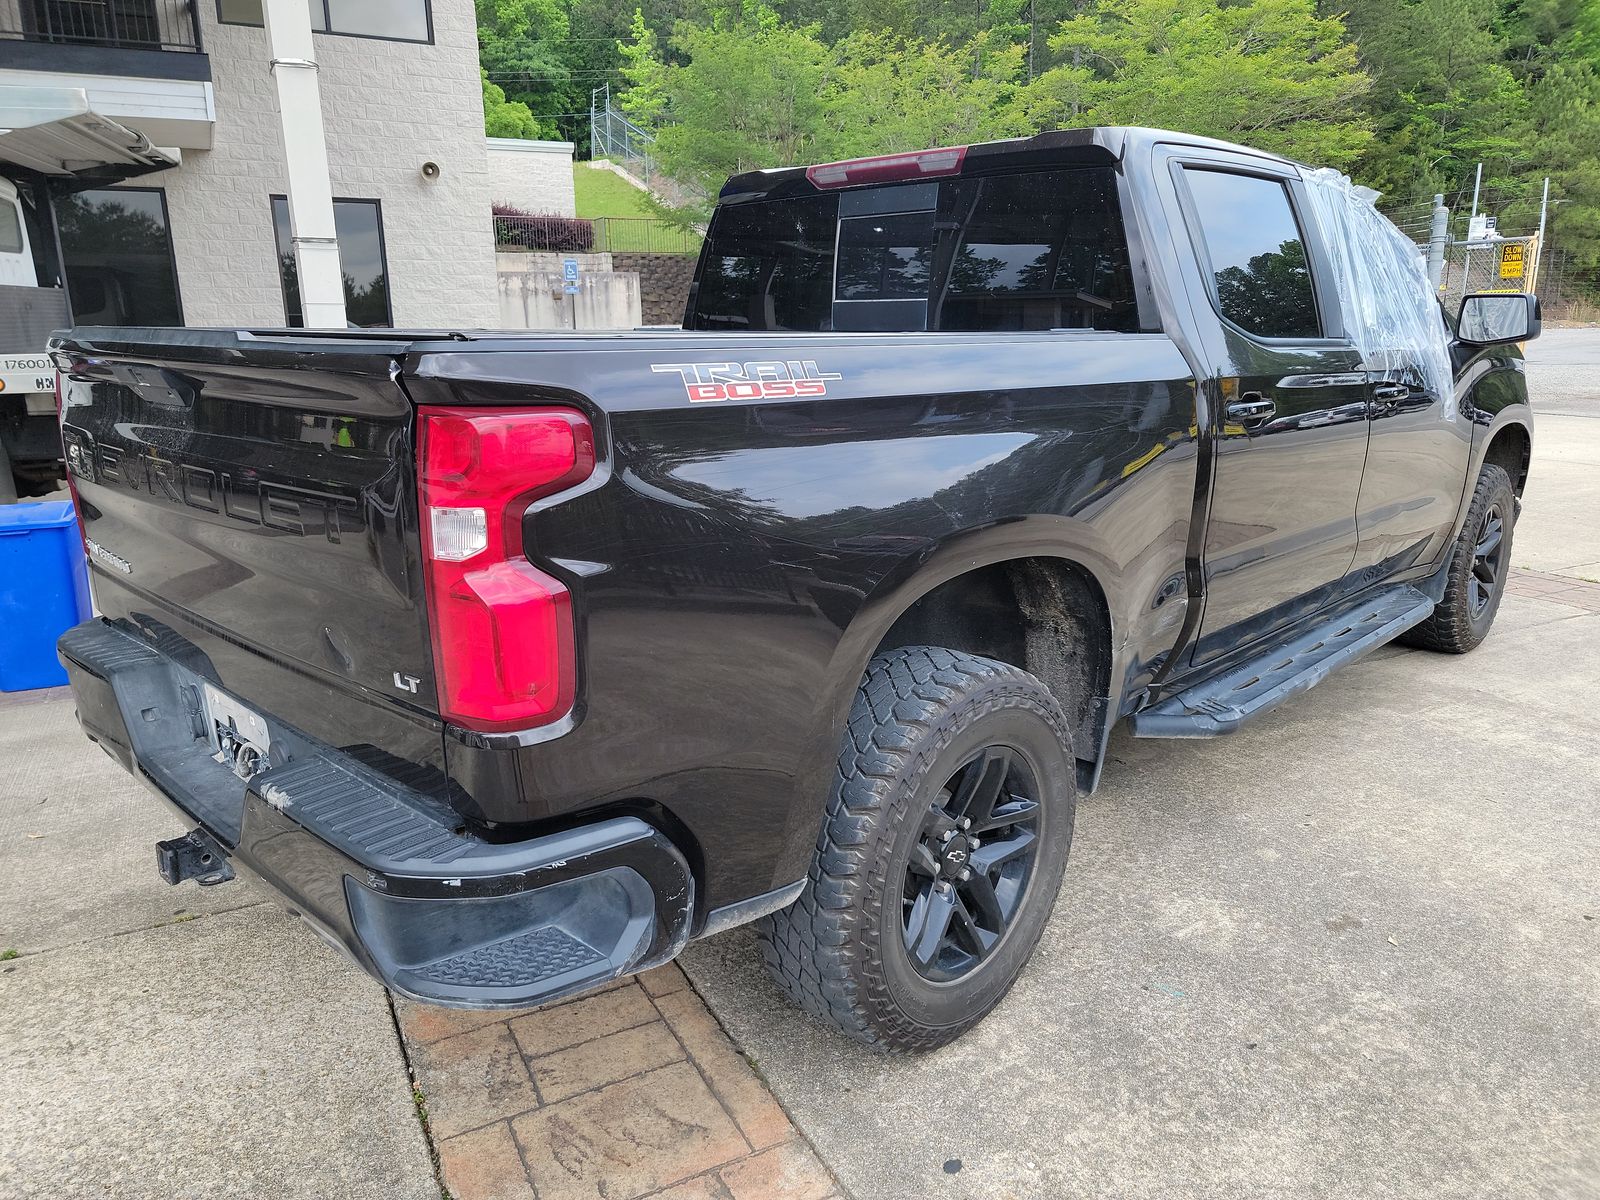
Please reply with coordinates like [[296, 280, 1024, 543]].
[[1300, 167, 1453, 407]]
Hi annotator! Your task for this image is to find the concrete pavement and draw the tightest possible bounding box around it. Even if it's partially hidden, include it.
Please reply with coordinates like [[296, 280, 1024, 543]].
[[0, 689, 440, 1200]]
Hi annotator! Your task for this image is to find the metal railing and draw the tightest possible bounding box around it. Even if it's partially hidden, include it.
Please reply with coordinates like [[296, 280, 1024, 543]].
[[1, 0, 203, 53], [494, 214, 701, 257], [590, 84, 659, 184], [594, 217, 700, 255]]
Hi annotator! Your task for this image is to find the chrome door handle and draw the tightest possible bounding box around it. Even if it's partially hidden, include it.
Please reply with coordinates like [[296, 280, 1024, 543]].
[[1226, 395, 1276, 422]]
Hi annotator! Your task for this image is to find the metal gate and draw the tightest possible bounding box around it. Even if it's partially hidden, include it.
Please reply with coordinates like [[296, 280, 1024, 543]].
[[1438, 235, 1540, 310]]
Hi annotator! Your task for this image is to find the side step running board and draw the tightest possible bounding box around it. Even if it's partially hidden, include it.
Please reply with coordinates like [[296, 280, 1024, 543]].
[[1131, 586, 1434, 738]]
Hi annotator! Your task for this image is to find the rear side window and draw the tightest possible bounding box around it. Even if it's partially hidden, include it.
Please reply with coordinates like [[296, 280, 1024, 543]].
[[1182, 168, 1320, 339], [686, 165, 1139, 334], [688, 193, 837, 331]]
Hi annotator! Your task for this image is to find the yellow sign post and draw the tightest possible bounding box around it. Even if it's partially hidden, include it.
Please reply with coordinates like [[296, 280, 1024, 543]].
[[1499, 243, 1526, 280]]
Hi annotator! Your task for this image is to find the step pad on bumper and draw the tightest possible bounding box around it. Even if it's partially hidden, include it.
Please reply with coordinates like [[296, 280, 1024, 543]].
[[1132, 585, 1434, 738], [418, 927, 606, 989]]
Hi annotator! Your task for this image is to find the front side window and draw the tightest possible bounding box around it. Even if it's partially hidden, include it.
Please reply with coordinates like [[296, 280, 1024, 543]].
[[1183, 168, 1320, 339], [271, 197, 392, 327], [53, 188, 182, 326], [219, 0, 430, 42]]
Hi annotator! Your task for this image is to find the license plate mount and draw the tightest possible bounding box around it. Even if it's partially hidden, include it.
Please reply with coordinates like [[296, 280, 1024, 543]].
[[202, 683, 272, 781]]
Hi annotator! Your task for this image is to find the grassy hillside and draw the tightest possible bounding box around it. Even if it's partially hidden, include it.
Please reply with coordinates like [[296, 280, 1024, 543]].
[[573, 164, 655, 219]]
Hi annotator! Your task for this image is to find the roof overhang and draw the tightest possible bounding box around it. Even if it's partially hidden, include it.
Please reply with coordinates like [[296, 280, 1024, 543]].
[[0, 85, 178, 183]]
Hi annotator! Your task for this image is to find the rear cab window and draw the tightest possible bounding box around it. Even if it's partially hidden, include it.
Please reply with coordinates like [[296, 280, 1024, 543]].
[[686, 165, 1140, 335]]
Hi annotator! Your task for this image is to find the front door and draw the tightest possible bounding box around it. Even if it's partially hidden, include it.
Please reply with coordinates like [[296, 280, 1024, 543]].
[[1167, 158, 1373, 665]]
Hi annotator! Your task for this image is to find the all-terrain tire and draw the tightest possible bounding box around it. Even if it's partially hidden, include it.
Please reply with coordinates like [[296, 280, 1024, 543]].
[[758, 646, 1077, 1053], [1403, 464, 1517, 654]]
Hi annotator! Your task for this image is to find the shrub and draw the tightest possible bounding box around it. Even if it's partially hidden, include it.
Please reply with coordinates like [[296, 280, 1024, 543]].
[[493, 203, 594, 252]]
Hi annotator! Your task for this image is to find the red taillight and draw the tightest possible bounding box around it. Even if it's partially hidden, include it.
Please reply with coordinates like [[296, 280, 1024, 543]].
[[418, 407, 595, 732], [805, 146, 967, 190]]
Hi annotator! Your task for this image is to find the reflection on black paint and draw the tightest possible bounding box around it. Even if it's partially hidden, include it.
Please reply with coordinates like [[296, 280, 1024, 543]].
[[272, 197, 393, 328]]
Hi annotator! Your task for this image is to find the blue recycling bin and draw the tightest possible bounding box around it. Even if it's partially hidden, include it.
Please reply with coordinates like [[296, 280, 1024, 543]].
[[0, 500, 91, 691]]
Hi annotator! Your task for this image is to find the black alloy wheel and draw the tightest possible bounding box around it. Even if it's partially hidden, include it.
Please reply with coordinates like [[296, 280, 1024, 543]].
[[1469, 500, 1507, 618], [903, 747, 1042, 983]]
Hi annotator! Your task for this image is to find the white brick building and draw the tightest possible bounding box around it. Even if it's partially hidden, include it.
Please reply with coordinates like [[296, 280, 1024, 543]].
[[0, 0, 498, 329]]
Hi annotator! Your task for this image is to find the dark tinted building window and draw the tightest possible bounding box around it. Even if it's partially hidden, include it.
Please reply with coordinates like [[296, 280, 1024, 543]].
[[1183, 168, 1320, 339], [688, 193, 838, 331], [937, 167, 1138, 332], [53, 188, 182, 326], [272, 196, 392, 327]]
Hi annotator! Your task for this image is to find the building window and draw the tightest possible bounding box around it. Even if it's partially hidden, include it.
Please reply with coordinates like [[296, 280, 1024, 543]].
[[218, 0, 431, 42], [271, 196, 393, 328], [53, 187, 183, 327]]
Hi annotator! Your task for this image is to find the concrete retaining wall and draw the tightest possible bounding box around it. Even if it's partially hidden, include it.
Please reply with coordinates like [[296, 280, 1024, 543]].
[[496, 251, 640, 329], [613, 252, 697, 326]]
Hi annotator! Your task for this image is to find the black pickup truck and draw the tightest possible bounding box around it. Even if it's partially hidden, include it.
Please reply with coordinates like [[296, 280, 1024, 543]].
[[52, 127, 1537, 1052]]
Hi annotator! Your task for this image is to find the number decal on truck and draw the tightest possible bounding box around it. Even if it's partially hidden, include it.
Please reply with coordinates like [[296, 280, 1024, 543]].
[[651, 360, 842, 403]]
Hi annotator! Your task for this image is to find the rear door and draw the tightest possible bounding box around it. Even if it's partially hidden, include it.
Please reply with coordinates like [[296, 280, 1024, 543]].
[[1158, 150, 1372, 665]]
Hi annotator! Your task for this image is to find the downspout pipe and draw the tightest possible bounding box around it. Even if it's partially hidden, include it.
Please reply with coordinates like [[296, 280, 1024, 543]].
[[262, 0, 346, 329]]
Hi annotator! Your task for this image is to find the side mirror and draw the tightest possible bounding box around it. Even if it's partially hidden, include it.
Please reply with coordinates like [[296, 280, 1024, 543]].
[[1457, 292, 1541, 345]]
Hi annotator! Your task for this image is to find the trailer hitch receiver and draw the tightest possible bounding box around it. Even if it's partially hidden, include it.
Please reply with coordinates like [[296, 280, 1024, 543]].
[[156, 829, 236, 887]]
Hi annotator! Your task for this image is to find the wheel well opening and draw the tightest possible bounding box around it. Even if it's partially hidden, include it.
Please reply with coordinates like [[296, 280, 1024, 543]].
[[869, 558, 1113, 766], [1483, 424, 1531, 496]]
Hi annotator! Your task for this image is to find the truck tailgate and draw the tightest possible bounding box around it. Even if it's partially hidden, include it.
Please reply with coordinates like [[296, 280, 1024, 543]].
[[55, 330, 440, 724]]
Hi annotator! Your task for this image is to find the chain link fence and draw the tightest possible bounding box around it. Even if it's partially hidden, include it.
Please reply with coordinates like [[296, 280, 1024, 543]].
[[1382, 184, 1599, 323]]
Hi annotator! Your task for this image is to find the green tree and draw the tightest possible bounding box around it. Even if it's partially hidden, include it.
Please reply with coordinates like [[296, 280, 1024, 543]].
[[1024, 0, 1374, 168], [648, 7, 830, 198], [1339, 0, 1530, 198], [476, 0, 572, 138], [482, 70, 543, 138], [817, 32, 1030, 159], [617, 7, 669, 124]]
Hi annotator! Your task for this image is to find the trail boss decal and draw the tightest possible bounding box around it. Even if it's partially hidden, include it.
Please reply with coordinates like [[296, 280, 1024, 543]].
[[651, 360, 842, 403]]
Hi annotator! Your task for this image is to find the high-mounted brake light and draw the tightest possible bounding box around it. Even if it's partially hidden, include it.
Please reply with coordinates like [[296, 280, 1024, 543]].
[[418, 407, 595, 733], [805, 145, 967, 190]]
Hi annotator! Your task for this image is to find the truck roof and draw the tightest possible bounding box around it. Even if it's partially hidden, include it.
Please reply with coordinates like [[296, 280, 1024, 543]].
[[717, 126, 1301, 204]]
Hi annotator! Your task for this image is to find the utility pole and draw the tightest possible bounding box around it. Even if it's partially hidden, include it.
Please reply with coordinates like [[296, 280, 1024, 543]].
[[1426, 194, 1449, 291], [263, 0, 345, 328], [1463, 161, 1484, 296], [1531, 175, 1550, 294]]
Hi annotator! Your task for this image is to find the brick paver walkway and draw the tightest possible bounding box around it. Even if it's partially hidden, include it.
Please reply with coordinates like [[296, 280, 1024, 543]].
[[396, 965, 843, 1200], [1506, 566, 1600, 611]]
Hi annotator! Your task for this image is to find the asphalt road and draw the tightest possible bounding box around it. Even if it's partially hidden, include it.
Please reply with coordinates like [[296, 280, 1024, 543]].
[[1526, 326, 1600, 418], [682, 335, 1600, 1200]]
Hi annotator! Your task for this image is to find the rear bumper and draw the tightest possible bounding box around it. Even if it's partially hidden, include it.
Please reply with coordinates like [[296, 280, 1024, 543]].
[[57, 618, 695, 1009]]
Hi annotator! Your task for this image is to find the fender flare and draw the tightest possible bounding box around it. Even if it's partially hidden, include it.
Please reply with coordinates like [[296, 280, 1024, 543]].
[[768, 516, 1128, 889]]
